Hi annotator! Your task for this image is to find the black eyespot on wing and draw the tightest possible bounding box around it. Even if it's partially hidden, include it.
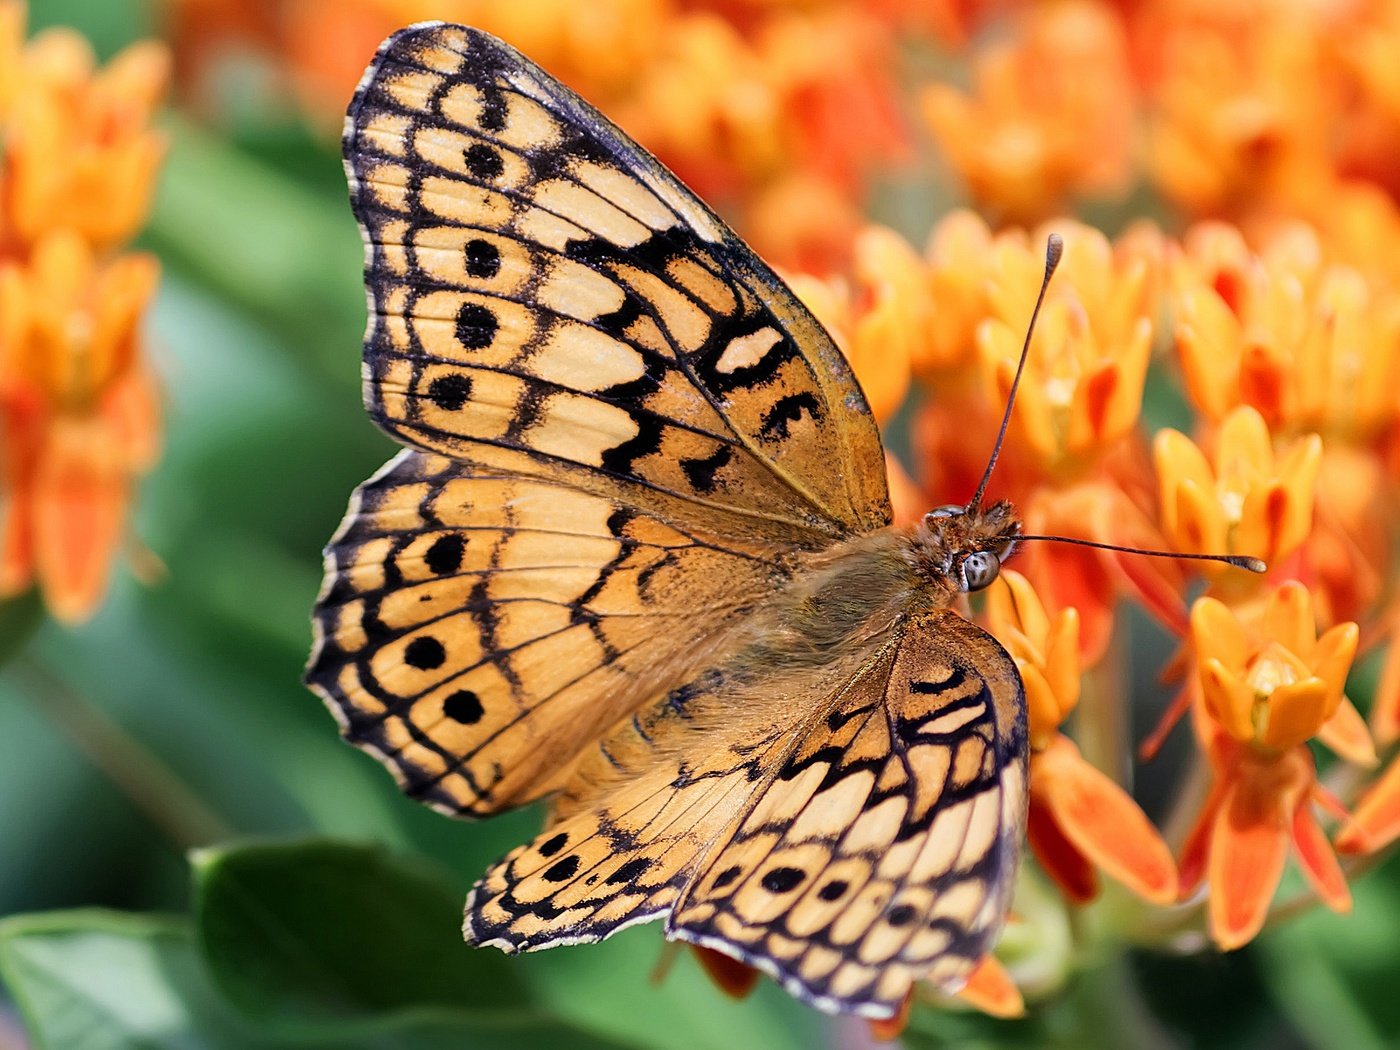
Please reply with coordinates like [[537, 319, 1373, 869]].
[[425, 534, 466, 575], [404, 636, 446, 669], [442, 689, 484, 724], [543, 856, 580, 882], [455, 303, 498, 350], [538, 833, 569, 857], [760, 866, 805, 894], [428, 374, 472, 411]]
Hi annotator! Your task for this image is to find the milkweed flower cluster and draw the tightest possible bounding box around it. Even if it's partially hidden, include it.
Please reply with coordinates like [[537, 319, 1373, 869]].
[[0, 1, 167, 623], [156, 0, 1400, 1030]]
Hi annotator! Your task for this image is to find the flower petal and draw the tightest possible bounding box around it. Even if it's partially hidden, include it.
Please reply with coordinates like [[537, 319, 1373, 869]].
[[1021, 660, 1066, 750], [1290, 801, 1351, 915], [1191, 596, 1247, 671], [1033, 735, 1177, 904], [1263, 581, 1316, 663], [1178, 774, 1228, 896], [954, 955, 1025, 1019], [32, 415, 127, 623], [1311, 621, 1359, 708], [689, 945, 759, 1001], [1200, 658, 1256, 742], [1317, 697, 1377, 768], [1258, 678, 1329, 751], [1207, 752, 1309, 949], [1027, 788, 1098, 905], [1337, 758, 1400, 855]]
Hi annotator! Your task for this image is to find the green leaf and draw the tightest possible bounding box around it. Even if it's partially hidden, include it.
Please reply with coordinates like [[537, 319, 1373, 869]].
[[0, 909, 271, 1049], [192, 839, 530, 1027], [0, 908, 640, 1049]]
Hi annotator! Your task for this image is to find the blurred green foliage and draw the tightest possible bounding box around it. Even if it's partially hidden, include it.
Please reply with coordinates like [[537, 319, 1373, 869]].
[[2, 2, 1398, 1048]]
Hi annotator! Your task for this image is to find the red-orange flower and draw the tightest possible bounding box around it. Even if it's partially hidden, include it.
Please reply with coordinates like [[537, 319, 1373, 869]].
[[786, 225, 919, 425], [986, 570, 1177, 906], [1171, 222, 1400, 441], [0, 233, 161, 621], [1, 26, 168, 252], [1180, 585, 1363, 949], [1153, 405, 1321, 579], [921, 1, 1134, 223]]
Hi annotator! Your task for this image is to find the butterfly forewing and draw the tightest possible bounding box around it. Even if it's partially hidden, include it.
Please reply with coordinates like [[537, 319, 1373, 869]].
[[343, 22, 889, 541]]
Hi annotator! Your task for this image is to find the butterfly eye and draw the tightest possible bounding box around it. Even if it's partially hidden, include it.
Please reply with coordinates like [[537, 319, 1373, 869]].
[[925, 504, 963, 523], [960, 550, 1001, 592]]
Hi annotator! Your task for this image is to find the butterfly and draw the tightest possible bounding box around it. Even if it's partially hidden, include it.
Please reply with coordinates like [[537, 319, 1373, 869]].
[[306, 21, 1029, 1021]]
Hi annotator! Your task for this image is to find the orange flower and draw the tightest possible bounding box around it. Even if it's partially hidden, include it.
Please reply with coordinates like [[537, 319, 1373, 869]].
[[0, 233, 161, 621], [622, 7, 909, 268], [975, 221, 1153, 476], [1153, 406, 1321, 578], [1192, 584, 1371, 764], [1172, 223, 1400, 441], [1146, 18, 1334, 221], [920, 1, 1134, 223], [1181, 585, 1364, 949], [986, 570, 1177, 906], [1180, 726, 1350, 951], [2, 27, 169, 252], [785, 225, 919, 425]]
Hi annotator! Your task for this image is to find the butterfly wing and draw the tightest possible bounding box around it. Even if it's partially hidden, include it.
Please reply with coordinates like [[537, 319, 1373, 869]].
[[463, 646, 871, 951], [669, 610, 1027, 1018], [313, 21, 896, 815], [342, 22, 889, 540], [463, 610, 1028, 1020], [307, 449, 791, 816]]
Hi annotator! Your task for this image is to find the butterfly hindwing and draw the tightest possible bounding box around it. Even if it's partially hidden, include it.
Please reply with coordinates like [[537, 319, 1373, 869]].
[[307, 449, 791, 816], [343, 22, 890, 542], [668, 610, 1027, 1018]]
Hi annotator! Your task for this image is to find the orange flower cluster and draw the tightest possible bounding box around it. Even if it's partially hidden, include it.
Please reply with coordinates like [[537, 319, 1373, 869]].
[[0, 2, 167, 622], [920, 1, 1400, 237], [163, 0, 911, 272], [798, 201, 1400, 966]]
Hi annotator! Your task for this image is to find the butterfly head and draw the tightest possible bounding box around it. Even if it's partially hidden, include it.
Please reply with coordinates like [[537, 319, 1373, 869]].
[[914, 500, 1021, 595]]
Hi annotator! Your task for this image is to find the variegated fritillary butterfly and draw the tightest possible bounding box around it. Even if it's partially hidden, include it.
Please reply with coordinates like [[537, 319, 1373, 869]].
[[306, 22, 1030, 1020]]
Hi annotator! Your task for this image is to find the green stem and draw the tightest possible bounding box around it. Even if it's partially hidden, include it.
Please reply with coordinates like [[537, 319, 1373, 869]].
[[8, 654, 236, 849]]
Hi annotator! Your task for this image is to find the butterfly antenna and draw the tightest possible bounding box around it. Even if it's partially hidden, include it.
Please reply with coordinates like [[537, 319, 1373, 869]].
[[968, 233, 1063, 512], [1015, 533, 1266, 573]]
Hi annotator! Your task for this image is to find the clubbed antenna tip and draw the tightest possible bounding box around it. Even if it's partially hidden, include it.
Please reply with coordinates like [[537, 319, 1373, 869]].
[[967, 233, 1063, 511]]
